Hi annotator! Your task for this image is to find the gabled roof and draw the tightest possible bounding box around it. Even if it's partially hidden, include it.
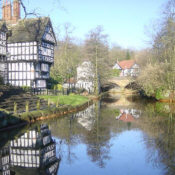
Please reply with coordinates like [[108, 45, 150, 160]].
[[117, 60, 136, 70], [0, 21, 8, 32], [7, 17, 56, 44], [117, 113, 135, 122]]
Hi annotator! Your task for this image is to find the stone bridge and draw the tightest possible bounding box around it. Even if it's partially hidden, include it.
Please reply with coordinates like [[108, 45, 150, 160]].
[[109, 77, 134, 88], [101, 77, 137, 92]]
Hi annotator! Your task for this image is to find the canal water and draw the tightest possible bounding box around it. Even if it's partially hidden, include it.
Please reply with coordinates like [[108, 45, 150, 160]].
[[0, 93, 175, 175]]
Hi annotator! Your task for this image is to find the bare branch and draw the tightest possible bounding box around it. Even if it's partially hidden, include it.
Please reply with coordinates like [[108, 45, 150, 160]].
[[18, 0, 39, 18]]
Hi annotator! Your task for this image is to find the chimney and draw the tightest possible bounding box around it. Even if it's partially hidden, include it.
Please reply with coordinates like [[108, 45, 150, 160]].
[[2, 0, 12, 21], [13, 0, 20, 22]]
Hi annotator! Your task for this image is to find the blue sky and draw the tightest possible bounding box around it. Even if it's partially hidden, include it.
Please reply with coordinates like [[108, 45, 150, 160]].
[[23, 0, 167, 49]]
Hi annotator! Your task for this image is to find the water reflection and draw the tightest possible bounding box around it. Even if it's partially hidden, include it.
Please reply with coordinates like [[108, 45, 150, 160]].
[[74, 104, 96, 131], [48, 94, 175, 175], [116, 109, 141, 122], [0, 124, 60, 175], [1, 94, 175, 175]]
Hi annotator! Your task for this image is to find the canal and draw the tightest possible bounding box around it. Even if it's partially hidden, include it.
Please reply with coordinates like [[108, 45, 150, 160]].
[[0, 93, 175, 175]]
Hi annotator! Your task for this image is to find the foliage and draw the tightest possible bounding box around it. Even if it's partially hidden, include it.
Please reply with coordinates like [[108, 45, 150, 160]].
[[155, 87, 166, 100], [108, 45, 135, 66], [137, 1, 175, 99], [47, 77, 60, 89], [21, 86, 31, 92], [137, 63, 165, 97], [155, 102, 167, 114], [112, 69, 121, 77], [53, 84, 63, 91], [0, 76, 3, 85], [51, 24, 82, 85]]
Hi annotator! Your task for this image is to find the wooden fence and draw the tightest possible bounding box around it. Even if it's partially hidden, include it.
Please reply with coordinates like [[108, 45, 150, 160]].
[[30, 88, 77, 96]]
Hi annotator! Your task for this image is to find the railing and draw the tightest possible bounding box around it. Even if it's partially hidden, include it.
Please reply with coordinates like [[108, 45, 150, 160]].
[[30, 88, 77, 96]]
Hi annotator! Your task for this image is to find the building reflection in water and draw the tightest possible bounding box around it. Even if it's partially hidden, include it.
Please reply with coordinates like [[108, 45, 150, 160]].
[[74, 104, 96, 131], [0, 124, 60, 175], [116, 109, 141, 122]]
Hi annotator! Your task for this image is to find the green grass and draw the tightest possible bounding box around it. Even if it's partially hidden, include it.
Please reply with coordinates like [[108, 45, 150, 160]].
[[38, 94, 89, 107]]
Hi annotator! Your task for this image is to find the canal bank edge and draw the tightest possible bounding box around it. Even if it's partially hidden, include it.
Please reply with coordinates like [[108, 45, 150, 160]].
[[0, 98, 93, 132]]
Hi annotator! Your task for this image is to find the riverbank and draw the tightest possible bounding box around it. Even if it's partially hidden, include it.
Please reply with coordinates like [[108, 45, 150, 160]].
[[0, 94, 92, 131], [38, 94, 89, 106]]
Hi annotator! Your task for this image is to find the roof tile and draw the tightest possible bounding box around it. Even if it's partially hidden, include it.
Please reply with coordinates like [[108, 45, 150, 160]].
[[118, 60, 135, 70]]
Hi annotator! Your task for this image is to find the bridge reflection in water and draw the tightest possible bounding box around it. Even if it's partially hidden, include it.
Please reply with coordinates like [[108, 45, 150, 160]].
[[0, 124, 60, 175]]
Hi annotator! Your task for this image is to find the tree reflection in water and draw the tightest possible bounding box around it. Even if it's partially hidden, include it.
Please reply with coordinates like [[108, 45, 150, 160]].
[[1, 94, 175, 174], [50, 94, 175, 175], [86, 102, 111, 168], [138, 111, 175, 175]]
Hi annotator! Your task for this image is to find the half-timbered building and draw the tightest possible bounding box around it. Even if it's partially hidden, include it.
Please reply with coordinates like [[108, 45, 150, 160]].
[[0, 21, 8, 84], [7, 17, 56, 88], [0, 147, 10, 175], [1, 0, 56, 89]]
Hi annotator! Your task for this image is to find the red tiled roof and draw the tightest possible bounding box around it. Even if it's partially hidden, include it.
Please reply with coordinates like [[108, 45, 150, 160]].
[[66, 78, 76, 84], [118, 113, 135, 122], [118, 60, 135, 70]]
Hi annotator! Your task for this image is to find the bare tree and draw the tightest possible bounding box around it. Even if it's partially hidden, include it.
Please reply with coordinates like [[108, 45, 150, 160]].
[[51, 23, 82, 84], [137, 0, 175, 99], [84, 26, 110, 95]]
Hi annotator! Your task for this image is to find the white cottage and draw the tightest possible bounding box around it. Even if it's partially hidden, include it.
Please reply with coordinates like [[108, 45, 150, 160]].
[[76, 61, 95, 93], [113, 60, 139, 77]]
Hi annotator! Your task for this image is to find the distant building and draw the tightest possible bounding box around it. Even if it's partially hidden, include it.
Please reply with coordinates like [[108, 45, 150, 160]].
[[76, 61, 95, 93], [63, 77, 76, 89], [0, 0, 56, 89], [113, 60, 139, 77]]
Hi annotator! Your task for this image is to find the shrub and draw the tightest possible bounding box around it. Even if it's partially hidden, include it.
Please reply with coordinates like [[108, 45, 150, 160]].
[[22, 86, 31, 92], [0, 75, 4, 85], [57, 84, 63, 91], [112, 69, 121, 77]]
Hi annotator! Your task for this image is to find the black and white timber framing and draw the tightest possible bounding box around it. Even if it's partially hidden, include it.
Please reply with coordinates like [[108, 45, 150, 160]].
[[0, 125, 59, 175], [0, 21, 8, 84], [0, 17, 56, 89]]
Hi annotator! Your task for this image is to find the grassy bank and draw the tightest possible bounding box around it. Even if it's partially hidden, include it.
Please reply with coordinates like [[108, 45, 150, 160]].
[[38, 94, 89, 106], [0, 108, 27, 131], [19, 97, 93, 123], [0, 94, 92, 131]]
